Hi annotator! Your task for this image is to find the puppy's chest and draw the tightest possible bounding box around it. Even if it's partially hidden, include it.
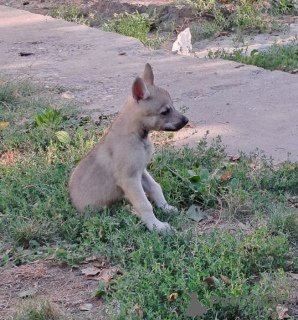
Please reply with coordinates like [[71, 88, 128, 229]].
[[142, 137, 154, 159], [133, 137, 153, 168]]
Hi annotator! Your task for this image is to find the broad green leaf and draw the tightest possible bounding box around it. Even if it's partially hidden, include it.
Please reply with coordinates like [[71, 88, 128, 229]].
[[186, 205, 206, 222], [56, 131, 71, 144], [35, 115, 43, 126], [41, 114, 49, 122], [251, 49, 258, 57], [199, 169, 209, 180], [230, 178, 240, 190], [189, 175, 201, 183], [76, 126, 86, 138]]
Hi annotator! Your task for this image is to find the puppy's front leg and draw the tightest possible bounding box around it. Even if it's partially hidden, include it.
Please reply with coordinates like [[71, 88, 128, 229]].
[[121, 177, 171, 233], [142, 170, 178, 214]]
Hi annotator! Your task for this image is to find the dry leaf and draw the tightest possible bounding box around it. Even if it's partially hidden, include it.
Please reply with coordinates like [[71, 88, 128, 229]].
[[289, 166, 295, 170], [79, 303, 93, 311], [0, 122, 9, 130], [81, 267, 101, 276], [220, 274, 231, 286], [163, 41, 170, 51], [93, 262, 105, 268], [80, 255, 99, 264], [287, 272, 298, 280], [276, 305, 290, 319], [95, 269, 113, 282], [229, 154, 241, 161], [134, 303, 144, 317], [93, 267, 118, 282], [221, 170, 232, 180], [203, 276, 219, 286], [168, 293, 178, 302]]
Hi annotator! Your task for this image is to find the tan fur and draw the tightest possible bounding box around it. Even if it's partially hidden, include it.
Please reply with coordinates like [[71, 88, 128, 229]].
[[68, 63, 188, 232]]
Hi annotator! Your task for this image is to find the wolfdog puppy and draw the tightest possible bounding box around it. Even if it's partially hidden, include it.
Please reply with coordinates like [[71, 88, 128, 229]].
[[69, 63, 188, 232]]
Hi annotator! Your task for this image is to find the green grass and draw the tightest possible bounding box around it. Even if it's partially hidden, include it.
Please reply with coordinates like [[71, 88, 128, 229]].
[[188, 0, 295, 40], [1, 79, 298, 319], [208, 39, 298, 72], [226, 41, 298, 72], [103, 11, 151, 43], [49, 4, 89, 26], [102, 11, 165, 49], [12, 299, 66, 320], [49, 6, 166, 49]]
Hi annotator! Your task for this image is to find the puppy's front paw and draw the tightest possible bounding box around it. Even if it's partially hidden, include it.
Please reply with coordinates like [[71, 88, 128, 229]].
[[146, 218, 171, 233]]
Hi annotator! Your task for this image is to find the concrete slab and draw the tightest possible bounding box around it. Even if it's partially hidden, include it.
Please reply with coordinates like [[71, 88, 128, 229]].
[[0, 6, 297, 162]]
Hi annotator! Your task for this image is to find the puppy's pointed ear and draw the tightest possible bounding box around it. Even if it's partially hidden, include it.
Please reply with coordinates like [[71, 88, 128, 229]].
[[142, 63, 154, 86], [132, 77, 150, 101]]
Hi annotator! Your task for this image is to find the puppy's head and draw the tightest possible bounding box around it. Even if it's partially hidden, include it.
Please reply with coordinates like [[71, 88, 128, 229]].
[[132, 63, 188, 132]]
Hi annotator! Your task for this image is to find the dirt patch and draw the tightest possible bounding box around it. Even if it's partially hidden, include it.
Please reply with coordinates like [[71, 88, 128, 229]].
[[0, 150, 23, 166], [0, 260, 109, 319], [0, 0, 195, 30]]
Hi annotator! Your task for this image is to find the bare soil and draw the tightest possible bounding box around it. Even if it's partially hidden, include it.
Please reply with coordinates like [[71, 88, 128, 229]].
[[0, 260, 110, 319]]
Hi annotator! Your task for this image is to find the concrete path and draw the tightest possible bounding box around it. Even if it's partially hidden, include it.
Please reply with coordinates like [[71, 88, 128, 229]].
[[1, 6, 297, 162]]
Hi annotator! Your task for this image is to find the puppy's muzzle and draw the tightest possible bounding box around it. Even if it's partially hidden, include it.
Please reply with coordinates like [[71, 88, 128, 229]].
[[171, 115, 189, 131]]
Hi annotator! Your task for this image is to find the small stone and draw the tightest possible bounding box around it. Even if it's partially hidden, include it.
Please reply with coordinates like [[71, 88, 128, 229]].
[[61, 91, 74, 99], [79, 303, 93, 311], [172, 28, 192, 56]]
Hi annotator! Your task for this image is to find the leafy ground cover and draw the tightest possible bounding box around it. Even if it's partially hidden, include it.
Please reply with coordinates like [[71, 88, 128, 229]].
[[187, 0, 297, 39], [0, 79, 298, 319], [207, 38, 298, 73]]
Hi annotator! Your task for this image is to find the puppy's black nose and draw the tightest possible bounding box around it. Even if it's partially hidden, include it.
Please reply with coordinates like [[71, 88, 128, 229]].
[[183, 116, 189, 125]]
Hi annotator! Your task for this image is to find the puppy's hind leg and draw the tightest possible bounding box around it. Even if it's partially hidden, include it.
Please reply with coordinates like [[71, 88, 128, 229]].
[[142, 170, 178, 214]]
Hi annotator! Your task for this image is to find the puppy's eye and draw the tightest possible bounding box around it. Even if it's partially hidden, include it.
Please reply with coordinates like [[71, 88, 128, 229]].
[[161, 108, 170, 116]]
